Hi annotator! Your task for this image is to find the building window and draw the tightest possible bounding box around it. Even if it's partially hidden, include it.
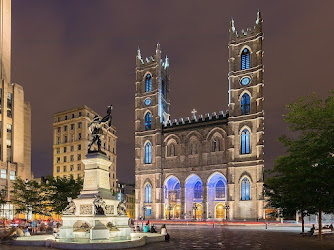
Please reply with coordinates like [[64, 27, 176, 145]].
[[57, 117, 60, 122], [56, 148, 60, 154], [7, 93, 12, 118], [1, 169, 6, 179], [169, 144, 175, 156], [87, 113, 90, 118], [190, 143, 197, 155], [70, 146, 74, 152], [57, 127, 61, 133], [241, 129, 250, 154], [64, 147, 67, 153], [145, 142, 152, 164], [9, 171, 15, 180], [70, 165, 74, 171], [57, 166, 60, 173], [144, 112, 152, 130], [77, 174, 81, 178], [56, 157, 60, 163], [212, 139, 220, 152], [241, 48, 250, 70], [65, 115, 68, 120], [77, 154, 81, 160], [0, 89, 2, 114], [64, 136, 68, 143], [241, 177, 250, 200], [241, 93, 250, 115], [72, 114, 74, 119], [57, 137, 60, 144], [145, 184, 152, 203], [194, 181, 202, 199], [78, 122, 82, 129], [175, 182, 180, 200], [215, 180, 225, 199], [7, 124, 12, 162], [64, 156, 67, 162], [78, 133, 82, 140], [77, 164, 81, 171], [78, 144, 81, 150], [64, 125, 67, 132], [79, 112, 82, 117], [71, 124, 74, 130], [71, 134, 74, 142], [70, 155, 74, 162], [145, 74, 152, 92], [63, 166, 67, 172]]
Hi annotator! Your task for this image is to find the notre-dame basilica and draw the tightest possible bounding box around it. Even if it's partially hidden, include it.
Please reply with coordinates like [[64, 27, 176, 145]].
[[135, 11, 264, 220]]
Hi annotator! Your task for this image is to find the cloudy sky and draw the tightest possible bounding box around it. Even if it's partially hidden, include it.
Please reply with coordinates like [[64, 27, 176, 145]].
[[11, 0, 334, 183]]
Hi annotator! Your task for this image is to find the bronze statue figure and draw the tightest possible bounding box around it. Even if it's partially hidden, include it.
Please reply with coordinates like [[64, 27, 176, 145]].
[[88, 105, 113, 152]]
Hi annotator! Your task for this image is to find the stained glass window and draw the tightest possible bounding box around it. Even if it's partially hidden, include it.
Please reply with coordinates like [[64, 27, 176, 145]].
[[175, 182, 181, 199], [241, 129, 250, 154], [194, 181, 202, 199], [215, 180, 225, 199], [241, 177, 250, 200], [241, 48, 250, 70], [145, 184, 152, 203], [241, 93, 250, 115], [145, 142, 152, 164], [145, 112, 152, 130], [145, 74, 152, 92]]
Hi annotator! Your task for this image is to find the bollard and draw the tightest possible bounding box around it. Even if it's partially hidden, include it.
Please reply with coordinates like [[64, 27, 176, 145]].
[[265, 222, 268, 229]]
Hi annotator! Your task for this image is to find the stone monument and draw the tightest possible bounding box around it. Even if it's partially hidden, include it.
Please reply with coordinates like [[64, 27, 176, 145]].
[[58, 105, 130, 241]]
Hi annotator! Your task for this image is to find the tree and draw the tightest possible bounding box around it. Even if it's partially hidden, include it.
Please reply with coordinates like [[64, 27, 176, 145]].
[[10, 178, 48, 215], [45, 176, 83, 214], [266, 91, 334, 240]]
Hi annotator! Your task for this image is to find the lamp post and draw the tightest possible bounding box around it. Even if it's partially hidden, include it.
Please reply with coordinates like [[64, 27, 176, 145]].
[[142, 206, 147, 220], [168, 205, 173, 220], [223, 204, 230, 221], [192, 204, 198, 221]]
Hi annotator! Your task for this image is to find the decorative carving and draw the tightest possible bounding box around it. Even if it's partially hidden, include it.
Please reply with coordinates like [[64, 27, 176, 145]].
[[117, 193, 127, 216], [63, 197, 76, 215], [105, 205, 114, 215], [80, 204, 93, 215], [94, 195, 107, 215], [88, 105, 113, 152]]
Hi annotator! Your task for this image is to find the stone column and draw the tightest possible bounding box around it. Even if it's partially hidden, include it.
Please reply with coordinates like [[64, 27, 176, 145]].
[[180, 187, 185, 219], [202, 184, 207, 220]]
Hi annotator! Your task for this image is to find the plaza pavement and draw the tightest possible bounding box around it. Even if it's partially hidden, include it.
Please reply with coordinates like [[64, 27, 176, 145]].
[[1, 224, 334, 249]]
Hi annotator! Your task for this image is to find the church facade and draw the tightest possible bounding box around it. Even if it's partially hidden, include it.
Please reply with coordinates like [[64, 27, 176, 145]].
[[135, 12, 265, 220]]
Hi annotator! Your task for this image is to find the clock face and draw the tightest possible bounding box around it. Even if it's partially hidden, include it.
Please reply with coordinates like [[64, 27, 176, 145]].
[[144, 98, 151, 106], [241, 77, 251, 86]]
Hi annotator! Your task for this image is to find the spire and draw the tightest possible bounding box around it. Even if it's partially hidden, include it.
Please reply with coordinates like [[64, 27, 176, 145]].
[[256, 9, 262, 24], [164, 55, 169, 69], [230, 18, 236, 33], [156, 42, 161, 53], [137, 47, 142, 60]]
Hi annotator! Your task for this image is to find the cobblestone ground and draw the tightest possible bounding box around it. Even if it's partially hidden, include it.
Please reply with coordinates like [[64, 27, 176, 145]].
[[2, 225, 334, 250]]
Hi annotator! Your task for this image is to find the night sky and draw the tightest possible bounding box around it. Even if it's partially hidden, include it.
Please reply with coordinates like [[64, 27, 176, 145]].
[[10, 0, 334, 183]]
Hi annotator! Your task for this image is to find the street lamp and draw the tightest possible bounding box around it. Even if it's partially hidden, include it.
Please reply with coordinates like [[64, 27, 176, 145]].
[[223, 204, 230, 220], [168, 205, 173, 220], [192, 204, 198, 221], [142, 206, 147, 220]]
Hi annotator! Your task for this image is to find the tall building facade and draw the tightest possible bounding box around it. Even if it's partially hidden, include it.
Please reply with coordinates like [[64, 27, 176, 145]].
[[135, 12, 264, 220], [0, 0, 32, 219], [53, 106, 117, 192]]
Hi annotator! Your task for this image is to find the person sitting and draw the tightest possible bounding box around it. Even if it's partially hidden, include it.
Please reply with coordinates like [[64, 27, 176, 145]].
[[150, 224, 157, 233], [160, 224, 169, 240], [304, 224, 315, 236], [143, 223, 150, 233]]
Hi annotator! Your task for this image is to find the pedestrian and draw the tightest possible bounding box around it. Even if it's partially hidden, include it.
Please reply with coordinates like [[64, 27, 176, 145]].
[[160, 224, 170, 241]]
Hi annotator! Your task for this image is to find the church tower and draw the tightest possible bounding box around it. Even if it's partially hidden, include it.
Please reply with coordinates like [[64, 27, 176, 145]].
[[227, 11, 265, 219], [134, 44, 170, 219]]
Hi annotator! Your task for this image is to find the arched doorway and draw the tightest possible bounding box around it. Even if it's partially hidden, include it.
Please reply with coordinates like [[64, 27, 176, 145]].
[[195, 204, 203, 220], [174, 205, 181, 218], [215, 203, 225, 219]]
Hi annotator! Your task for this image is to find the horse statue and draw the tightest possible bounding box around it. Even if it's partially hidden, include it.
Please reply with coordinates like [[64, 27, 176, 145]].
[[88, 105, 113, 152]]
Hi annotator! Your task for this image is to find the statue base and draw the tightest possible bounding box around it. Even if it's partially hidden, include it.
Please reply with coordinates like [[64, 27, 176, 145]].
[[58, 152, 130, 241]]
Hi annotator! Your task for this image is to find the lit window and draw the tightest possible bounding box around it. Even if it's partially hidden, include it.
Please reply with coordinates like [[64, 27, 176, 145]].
[[7, 93, 12, 118], [241, 93, 250, 115], [241, 48, 250, 70], [194, 181, 202, 199], [145, 142, 152, 164], [77, 164, 81, 171], [241, 129, 250, 154], [0, 169, 6, 179], [215, 180, 225, 199], [145, 184, 152, 203], [145, 112, 152, 130], [145, 74, 152, 92], [241, 177, 250, 200], [9, 171, 15, 180]]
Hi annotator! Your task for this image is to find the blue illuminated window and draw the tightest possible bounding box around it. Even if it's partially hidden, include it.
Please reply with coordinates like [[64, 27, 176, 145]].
[[241, 177, 250, 200], [145, 142, 152, 164], [241, 93, 250, 115], [215, 180, 225, 199], [145, 74, 152, 92], [194, 181, 202, 199], [241, 129, 250, 154], [174, 182, 181, 199], [145, 184, 152, 203], [145, 112, 152, 130], [241, 48, 250, 70]]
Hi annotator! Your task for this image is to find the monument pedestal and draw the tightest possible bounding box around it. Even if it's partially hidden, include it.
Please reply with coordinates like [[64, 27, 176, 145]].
[[58, 152, 130, 241]]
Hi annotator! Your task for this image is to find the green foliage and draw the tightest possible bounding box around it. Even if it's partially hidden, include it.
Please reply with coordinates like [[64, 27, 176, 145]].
[[0, 186, 7, 206], [45, 176, 83, 215], [266, 91, 334, 217]]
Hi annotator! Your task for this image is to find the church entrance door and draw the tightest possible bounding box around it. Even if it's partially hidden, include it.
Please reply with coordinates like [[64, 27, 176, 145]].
[[215, 203, 225, 219]]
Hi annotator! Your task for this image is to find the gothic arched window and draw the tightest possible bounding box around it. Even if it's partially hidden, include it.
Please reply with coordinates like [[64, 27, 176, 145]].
[[241, 129, 250, 154], [145, 112, 152, 130], [212, 138, 220, 152], [241, 93, 250, 115], [169, 144, 175, 157], [174, 182, 180, 200], [190, 143, 197, 155], [241, 177, 250, 200], [145, 183, 152, 203], [215, 180, 225, 199], [145, 142, 152, 164], [241, 48, 250, 70], [145, 74, 152, 92], [194, 181, 202, 199]]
